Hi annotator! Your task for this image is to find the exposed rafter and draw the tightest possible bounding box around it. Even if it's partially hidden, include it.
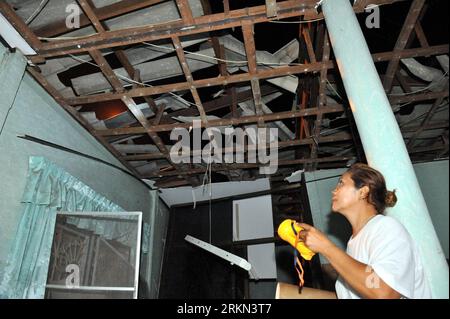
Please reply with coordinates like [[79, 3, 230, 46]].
[[0, 0, 447, 186]]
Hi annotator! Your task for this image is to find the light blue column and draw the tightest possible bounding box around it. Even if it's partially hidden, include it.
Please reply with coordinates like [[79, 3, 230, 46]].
[[322, 0, 448, 298]]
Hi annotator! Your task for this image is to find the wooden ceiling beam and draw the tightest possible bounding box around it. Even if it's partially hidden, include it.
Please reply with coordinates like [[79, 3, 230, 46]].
[[122, 132, 353, 161], [223, 0, 230, 14], [142, 155, 354, 178], [242, 22, 264, 126], [36, 1, 319, 57], [34, 0, 408, 58], [97, 104, 345, 135], [176, 0, 195, 25], [414, 22, 429, 49], [65, 44, 449, 106], [309, 30, 330, 171], [383, 0, 426, 92], [172, 35, 207, 123]]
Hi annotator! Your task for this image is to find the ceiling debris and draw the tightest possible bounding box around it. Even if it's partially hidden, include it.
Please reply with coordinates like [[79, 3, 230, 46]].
[[0, 0, 447, 188]]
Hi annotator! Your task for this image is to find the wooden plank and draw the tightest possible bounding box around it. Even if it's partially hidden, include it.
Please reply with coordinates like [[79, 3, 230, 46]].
[[223, 0, 230, 14], [77, 0, 106, 33], [153, 104, 165, 125], [172, 36, 207, 123], [302, 27, 317, 63], [242, 23, 258, 74], [176, 0, 195, 25], [88, 49, 124, 91], [414, 22, 429, 49], [309, 31, 330, 171], [383, 0, 426, 92], [241, 22, 264, 123]]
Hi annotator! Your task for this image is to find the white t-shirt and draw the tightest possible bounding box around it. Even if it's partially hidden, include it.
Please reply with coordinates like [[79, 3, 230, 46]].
[[335, 214, 432, 299]]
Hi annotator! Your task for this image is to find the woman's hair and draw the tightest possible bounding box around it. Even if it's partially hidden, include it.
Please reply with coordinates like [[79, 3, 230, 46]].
[[346, 163, 397, 214]]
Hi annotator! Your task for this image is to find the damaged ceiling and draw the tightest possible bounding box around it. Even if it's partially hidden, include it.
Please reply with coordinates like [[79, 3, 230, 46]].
[[1, 0, 448, 189]]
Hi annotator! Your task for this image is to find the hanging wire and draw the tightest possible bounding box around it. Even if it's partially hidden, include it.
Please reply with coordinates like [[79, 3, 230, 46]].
[[200, 131, 214, 244], [268, 17, 325, 24], [25, 0, 50, 25], [141, 41, 307, 67]]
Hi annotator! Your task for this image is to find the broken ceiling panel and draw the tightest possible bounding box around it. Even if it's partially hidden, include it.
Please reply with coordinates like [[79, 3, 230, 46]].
[[19, 0, 204, 38], [401, 57, 448, 92], [71, 46, 245, 95], [2, 0, 446, 185], [216, 35, 300, 93]]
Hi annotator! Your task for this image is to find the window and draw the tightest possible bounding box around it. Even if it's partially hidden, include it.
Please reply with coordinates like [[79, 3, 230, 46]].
[[45, 211, 142, 299]]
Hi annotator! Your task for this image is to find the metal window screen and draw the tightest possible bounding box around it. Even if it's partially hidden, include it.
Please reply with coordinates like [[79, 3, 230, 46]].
[[45, 211, 142, 299]]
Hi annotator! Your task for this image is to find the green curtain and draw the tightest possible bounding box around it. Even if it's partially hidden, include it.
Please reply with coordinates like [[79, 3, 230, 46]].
[[0, 156, 126, 299]]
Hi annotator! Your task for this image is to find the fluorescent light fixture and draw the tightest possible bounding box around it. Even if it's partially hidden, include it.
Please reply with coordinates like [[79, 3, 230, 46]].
[[185, 235, 252, 272], [0, 13, 36, 55]]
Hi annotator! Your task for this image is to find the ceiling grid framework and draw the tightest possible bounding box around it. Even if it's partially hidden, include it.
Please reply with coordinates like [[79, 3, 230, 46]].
[[0, 0, 447, 188]]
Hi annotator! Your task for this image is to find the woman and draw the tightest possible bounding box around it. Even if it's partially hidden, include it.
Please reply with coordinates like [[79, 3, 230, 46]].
[[298, 163, 432, 299]]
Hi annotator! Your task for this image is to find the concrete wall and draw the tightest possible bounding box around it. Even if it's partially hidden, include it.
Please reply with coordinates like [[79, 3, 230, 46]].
[[0, 45, 168, 297], [305, 161, 449, 263], [413, 160, 449, 258]]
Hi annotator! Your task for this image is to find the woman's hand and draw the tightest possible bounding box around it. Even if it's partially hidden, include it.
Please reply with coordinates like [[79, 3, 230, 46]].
[[297, 223, 336, 254]]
